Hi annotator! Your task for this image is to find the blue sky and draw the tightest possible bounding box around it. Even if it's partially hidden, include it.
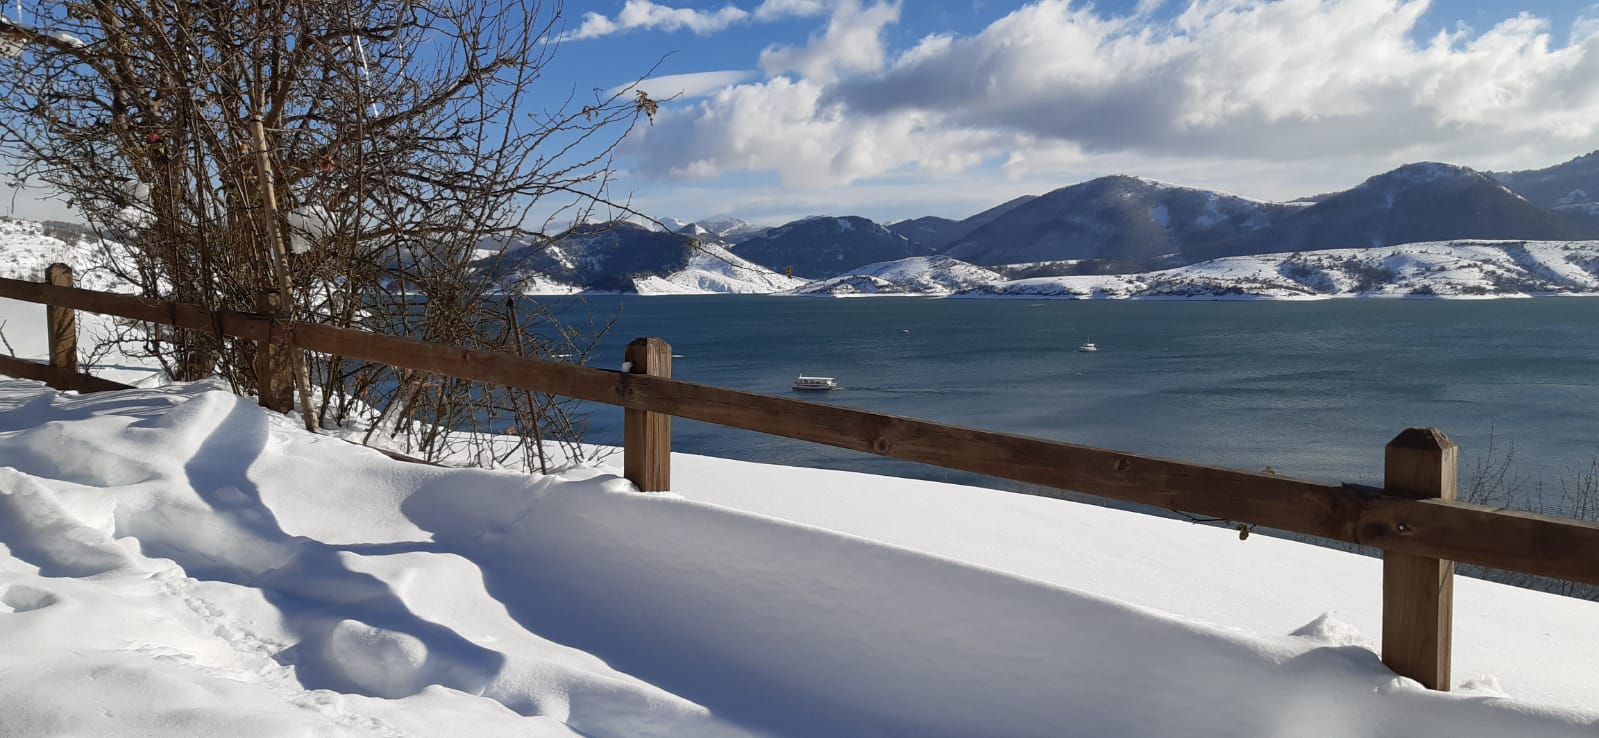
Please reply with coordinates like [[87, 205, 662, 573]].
[[7, 0, 1599, 229], [546, 0, 1599, 227]]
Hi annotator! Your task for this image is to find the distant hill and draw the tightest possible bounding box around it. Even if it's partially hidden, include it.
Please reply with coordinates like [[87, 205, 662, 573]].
[[479, 221, 800, 294], [1492, 151, 1599, 221], [942, 176, 1286, 268], [732, 215, 931, 279], [791, 255, 1005, 296], [968, 240, 1599, 299], [1205, 163, 1599, 260], [694, 216, 770, 242], [887, 217, 960, 249]]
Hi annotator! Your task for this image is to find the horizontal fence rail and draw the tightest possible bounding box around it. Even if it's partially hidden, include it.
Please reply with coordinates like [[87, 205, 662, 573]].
[[4, 269, 1599, 692], [1, 274, 1596, 584]]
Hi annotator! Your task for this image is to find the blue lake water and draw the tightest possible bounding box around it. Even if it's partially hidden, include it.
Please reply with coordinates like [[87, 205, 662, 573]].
[[544, 295, 1599, 502]]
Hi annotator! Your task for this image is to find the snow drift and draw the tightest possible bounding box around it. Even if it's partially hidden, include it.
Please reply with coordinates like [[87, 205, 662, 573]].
[[0, 378, 1596, 737]]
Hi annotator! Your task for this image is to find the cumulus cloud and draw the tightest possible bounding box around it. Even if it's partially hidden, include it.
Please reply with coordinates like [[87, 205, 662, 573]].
[[632, 77, 1004, 188], [832, 0, 1599, 160], [759, 0, 901, 82], [754, 0, 833, 20], [565, 1, 749, 40], [629, 0, 1599, 201], [566, 0, 832, 40]]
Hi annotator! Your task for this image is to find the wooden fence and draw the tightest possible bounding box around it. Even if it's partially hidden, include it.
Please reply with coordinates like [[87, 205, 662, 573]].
[[3, 265, 1598, 692]]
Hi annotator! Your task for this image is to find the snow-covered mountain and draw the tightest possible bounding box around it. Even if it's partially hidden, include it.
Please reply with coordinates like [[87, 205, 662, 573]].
[[941, 175, 1288, 268], [1493, 151, 1599, 221], [632, 242, 806, 294], [1209, 163, 1599, 260], [732, 215, 932, 279], [693, 215, 769, 242], [886, 216, 961, 249], [790, 255, 1006, 296], [479, 221, 802, 295], [915, 159, 1599, 270], [965, 240, 1599, 299]]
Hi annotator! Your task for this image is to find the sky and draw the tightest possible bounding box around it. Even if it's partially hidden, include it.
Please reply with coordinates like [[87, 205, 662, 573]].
[[551, 0, 1599, 226], [5, 0, 1599, 228]]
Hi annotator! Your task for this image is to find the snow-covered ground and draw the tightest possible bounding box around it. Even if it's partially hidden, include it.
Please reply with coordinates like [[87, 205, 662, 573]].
[[2, 378, 1598, 737], [788, 241, 1599, 299], [3, 285, 1599, 735], [631, 242, 806, 295], [789, 255, 1004, 296], [5, 221, 1599, 736], [0, 218, 164, 387], [976, 240, 1599, 299]]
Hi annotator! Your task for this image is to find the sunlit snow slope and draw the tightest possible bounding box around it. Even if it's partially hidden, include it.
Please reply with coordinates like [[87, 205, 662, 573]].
[[0, 377, 1596, 737]]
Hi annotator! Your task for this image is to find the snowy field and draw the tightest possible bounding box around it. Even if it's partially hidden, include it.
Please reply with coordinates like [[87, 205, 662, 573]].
[[2, 296, 1599, 735], [2, 378, 1599, 737], [4, 224, 1599, 735]]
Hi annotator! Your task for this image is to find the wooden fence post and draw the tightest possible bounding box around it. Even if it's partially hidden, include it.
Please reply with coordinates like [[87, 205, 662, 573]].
[[1382, 427, 1457, 690], [624, 337, 672, 491], [254, 289, 295, 412], [44, 264, 77, 376]]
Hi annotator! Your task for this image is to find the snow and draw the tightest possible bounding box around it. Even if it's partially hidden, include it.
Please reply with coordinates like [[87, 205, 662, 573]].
[[790, 255, 1004, 296], [0, 219, 164, 386], [974, 240, 1599, 299], [631, 243, 805, 295], [0, 374, 1597, 736], [3, 280, 1599, 736]]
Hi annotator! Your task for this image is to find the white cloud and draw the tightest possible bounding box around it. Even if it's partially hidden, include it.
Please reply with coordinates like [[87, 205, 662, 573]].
[[565, 0, 831, 40], [564, 1, 750, 40], [616, 70, 759, 100], [565, 11, 620, 40], [1573, 4, 1599, 44], [835, 0, 1599, 160], [759, 1, 900, 83], [631, 77, 1003, 189], [753, 0, 832, 20], [622, 0, 1599, 215]]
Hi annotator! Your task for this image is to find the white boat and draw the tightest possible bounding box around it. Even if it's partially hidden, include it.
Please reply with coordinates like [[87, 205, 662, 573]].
[[1077, 340, 1098, 352], [793, 375, 838, 391]]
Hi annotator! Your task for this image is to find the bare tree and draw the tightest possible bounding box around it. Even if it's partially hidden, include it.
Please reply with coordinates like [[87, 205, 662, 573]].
[[0, 0, 654, 463]]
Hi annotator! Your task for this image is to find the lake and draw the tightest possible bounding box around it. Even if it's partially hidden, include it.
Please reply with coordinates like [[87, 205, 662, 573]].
[[540, 295, 1599, 507]]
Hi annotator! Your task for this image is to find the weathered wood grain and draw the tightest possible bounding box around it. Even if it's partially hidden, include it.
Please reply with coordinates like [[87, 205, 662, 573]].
[[1381, 428, 1456, 690], [254, 289, 295, 413], [0, 276, 275, 342], [624, 338, 672, 492], [0, 355, 135, 393], [44, 265, 77, 373]]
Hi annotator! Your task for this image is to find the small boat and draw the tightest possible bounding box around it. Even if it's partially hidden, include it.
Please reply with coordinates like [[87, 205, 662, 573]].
[[1077, 340, 1098, 352], [793, 375, 838, 391]]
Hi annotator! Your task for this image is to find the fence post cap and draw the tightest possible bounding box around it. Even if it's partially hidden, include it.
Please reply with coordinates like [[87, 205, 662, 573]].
[[1387, 427, 1455, 451]]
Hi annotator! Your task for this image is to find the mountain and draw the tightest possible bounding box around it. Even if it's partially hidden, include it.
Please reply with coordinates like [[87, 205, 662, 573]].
[[790, 255, 1005, 296], [1208, 163, 1599, 260], [942, 176, 1287, 268], [1492, 151, 1599, 220], [731, 215, 932, 279], [693, 215, 770, 242], [479, 221, 801, 294], [887, 216, 960, 248], [965, 240, 1599, 299]]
